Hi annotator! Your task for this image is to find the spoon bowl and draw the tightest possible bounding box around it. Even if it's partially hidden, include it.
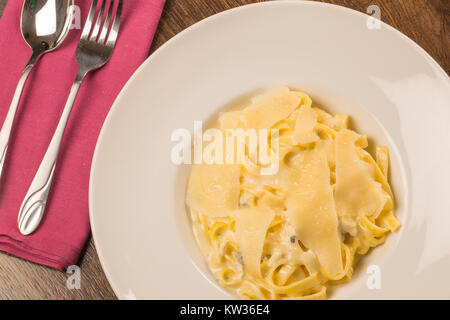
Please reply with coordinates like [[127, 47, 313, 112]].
[[21, 0, 73, 54]]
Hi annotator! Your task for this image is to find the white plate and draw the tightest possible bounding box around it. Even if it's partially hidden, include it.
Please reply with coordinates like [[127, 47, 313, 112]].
[[89, 1, 450, 299]]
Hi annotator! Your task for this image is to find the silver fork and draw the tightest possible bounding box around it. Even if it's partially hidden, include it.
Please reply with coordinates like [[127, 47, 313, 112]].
[[18, 0, 123, 235]]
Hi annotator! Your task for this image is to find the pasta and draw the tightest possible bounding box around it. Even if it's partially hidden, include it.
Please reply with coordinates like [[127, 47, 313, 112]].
[[186, 87, 400, 300]]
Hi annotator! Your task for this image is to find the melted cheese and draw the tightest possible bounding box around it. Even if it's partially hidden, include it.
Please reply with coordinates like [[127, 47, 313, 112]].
[[293, 104, 319, 145], [234, 207, 275, 277], [376, 146, 389, 176], [334, 130, 387, 222], [219, 87, 301, 130], [284, 148, 343, 279], [186, 163, 240, 217]]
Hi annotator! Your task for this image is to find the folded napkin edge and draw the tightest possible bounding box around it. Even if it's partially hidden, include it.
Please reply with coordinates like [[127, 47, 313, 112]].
[[0, 234, 83, 270]]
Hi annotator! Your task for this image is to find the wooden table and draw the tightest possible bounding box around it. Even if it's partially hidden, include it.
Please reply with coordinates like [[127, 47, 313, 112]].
[[0, 0, 447, 300]]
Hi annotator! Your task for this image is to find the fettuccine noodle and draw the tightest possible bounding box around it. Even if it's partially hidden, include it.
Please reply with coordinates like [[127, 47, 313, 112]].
[[186, 87, 400, 300]]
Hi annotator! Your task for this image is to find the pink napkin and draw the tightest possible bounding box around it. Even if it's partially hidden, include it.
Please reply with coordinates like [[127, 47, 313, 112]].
[[0, 0, 164, 270]]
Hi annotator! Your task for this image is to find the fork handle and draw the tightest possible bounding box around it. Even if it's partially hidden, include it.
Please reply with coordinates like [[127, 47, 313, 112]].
[[0, 52, 41, 180], [18, 73, 84, 235]]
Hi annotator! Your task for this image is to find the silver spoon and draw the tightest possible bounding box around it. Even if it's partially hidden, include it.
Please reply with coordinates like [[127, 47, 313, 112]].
[[0, 0, 73, 181]]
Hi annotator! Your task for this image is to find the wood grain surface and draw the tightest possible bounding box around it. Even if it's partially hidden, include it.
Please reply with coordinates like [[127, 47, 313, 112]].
[[0, 0, 448, 300]]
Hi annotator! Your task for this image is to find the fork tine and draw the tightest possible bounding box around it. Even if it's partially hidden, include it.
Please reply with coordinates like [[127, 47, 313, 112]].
[[90, 0, 107, 40], [81, 0, 98, 41], [98, 0, 114, 44], [106, 0, 123, 48]]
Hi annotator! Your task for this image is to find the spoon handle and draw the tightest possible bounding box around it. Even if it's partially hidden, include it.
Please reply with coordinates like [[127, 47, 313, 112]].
[[18, 72, 84, 235], [0, 52, 40, 180]]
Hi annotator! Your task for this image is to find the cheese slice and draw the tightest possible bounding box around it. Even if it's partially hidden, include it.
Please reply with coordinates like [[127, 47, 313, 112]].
[[292, 91, 312, 108], [186, 164, 240, 217], [334, 130, 387, 222], [376, 145, 389, 177], [316, 139, 336, 168], [234, 207, 275, 277], [219, 88, 301, 130], [284, 148, 344, 279], [293, 104, 319, 144], [323, 114, 349, 130]]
